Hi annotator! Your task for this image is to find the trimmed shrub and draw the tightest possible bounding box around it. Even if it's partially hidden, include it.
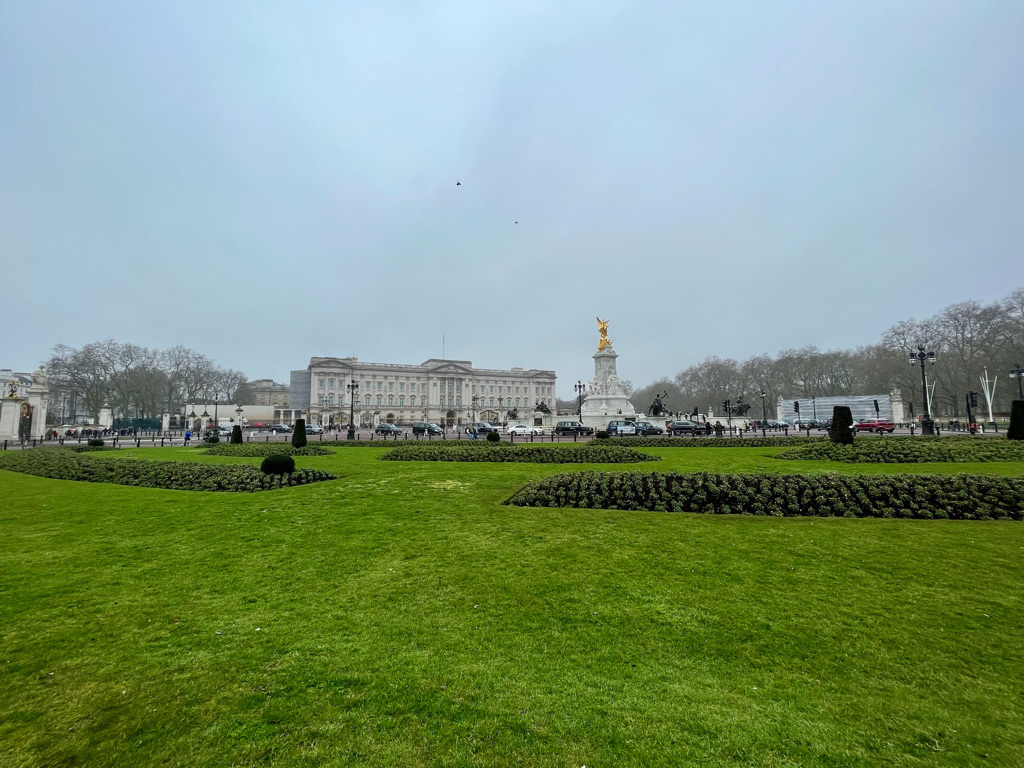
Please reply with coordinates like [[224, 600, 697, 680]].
[[205, 432, 220, 444], [381, 443, 659, 464], [231, 425, 243, 444], [292, 419, 307, 448], [261, 453, 296, 475], [1008, 401, 1024, 441], [87, 438, 105, 447], [0, 448, 335, 492], [597, 436, 820, 448], [595, 430, 610, 439], [486, 430, 501, 443], [506, 470, 1024, 520], [829, 406, 854, 445]]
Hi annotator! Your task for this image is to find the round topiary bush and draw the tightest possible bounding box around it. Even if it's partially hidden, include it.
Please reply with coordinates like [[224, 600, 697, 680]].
[[486, 430, 501, 443], [88, 438, 105, 447], [260, 453, 295, 475]]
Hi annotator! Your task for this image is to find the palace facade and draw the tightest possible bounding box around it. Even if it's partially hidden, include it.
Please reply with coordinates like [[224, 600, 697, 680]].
[[290, 357, 557, 427]]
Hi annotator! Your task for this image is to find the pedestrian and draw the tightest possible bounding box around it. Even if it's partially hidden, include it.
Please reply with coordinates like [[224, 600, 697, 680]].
[[184, 429, 192, 447]]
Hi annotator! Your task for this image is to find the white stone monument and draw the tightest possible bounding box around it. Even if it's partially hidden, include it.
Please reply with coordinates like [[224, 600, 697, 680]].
[[580, 317, 637, 430]]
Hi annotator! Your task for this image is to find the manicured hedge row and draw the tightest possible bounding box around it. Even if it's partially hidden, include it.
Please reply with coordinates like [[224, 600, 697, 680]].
[[0, 448, 336, 492], [776, 437, 1024, 464], [203, 443, 333, 457], [380, 443, 659, 464], [506, 470, 1024, 520], [601, 436, 824, 448]]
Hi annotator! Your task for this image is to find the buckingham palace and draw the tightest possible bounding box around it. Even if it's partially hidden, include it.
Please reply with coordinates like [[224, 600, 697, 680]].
[[290, 357, 557, 428]]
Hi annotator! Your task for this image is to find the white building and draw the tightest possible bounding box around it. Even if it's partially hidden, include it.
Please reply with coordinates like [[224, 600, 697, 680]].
[[291, 357, 557, 428]]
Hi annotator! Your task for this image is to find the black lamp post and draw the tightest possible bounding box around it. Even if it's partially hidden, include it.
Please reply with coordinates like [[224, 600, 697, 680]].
[[575, 380, 587, 418], [346, 379, 358, 440], [760, 389, 767, 425], [909, 345, 937, 435], [812, 396, 817, 420], [1011, 363, 1024, 400]]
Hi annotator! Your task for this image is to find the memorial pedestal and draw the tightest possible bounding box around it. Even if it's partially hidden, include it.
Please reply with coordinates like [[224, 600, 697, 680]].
[[580, 348, 637, 430]]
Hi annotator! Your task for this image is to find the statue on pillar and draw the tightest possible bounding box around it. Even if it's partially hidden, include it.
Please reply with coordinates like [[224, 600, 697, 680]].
[[596, 317, 613, 352]]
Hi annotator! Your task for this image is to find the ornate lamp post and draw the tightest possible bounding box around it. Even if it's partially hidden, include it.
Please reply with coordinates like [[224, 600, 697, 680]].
[[909, 346, 937, 435], [346, 379, 359, 441], [188, 408, 197, 432], [759, 389, 767, 425], [1011, 363, 1024, 400], [575, 380, 587, 419]]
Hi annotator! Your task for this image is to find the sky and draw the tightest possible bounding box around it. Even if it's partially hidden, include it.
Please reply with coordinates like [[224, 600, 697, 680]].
[[2, 1, 1022, 397]]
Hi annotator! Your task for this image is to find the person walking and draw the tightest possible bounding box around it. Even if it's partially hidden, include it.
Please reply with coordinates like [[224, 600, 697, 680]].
[[184, 430, 192, 447]]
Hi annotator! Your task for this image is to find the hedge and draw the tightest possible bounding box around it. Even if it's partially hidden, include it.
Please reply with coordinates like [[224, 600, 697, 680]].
[[599, 436, 824, 448], [0, 448, 336, 492], [380, 443, 659, 464], [506, 471, 1024, 520], [776, 436, 1024, 464], [203, 443, 333, 457]]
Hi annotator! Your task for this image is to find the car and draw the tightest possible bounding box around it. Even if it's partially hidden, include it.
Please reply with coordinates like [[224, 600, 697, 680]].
[[509, 424, 544, 435], [791, 418, 824, 430], [217, 425, 232, 435], [553, 420, 594, 436], [607, 420, 637, 436], [375, 422, 403, 435], [412, 422, 443, 435], [466, 422, 496, 434], [305, 423, 324, 434], [668, 419, 703, 435], [853, 418, 895, 433], [632, 421, 664, 436], [269, 424, 292, 433]]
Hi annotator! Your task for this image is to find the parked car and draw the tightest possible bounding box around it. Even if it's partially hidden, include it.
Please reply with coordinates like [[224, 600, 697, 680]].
[[607, 420, 637, 436], [305, 423, 324, 434], [668, 420, 702, 435], [374, 423, 403, 436], [466, 422, 496, 434], [792, 418, 824, 430], [553, 420, 594, 436], [509, 424, 544, 435], [412, 422, 443, 435], [632, 421, 664, 436], [217, 425, 232, 436], [269, 424, 292, 433], [853, 418, 895, 433]]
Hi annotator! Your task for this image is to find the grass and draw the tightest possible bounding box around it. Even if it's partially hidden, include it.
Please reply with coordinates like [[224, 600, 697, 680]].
[[2, 444, 1023, 767]]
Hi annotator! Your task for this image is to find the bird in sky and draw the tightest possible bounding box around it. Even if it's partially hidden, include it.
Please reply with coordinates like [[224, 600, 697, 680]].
[[515, 221, 518, 224], [456, 181, 461, 186]]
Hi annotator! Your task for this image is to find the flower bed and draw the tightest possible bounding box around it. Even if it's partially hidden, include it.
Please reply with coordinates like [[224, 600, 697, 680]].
[[203, 443, 333, 457], [506, 470, 1024, 519], [0, 448, 336, 492], [775, 437, 1024, 464], [380, 443, 659, 464]]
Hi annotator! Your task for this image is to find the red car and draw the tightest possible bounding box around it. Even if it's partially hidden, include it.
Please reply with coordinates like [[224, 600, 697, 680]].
[[853, 418, 895, 433]]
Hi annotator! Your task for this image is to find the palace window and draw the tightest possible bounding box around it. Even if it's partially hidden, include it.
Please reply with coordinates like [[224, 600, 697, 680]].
[[399, 396, 405, 406], [376, 395, 382, 407], [329, 379, 335, 389], [388, 396, 394, 406], [365, 395, 371, 406], [319, 379, 325, 388]]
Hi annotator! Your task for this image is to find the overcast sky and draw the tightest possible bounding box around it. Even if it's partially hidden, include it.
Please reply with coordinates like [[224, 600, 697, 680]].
[[3, 1, 1022, 395]]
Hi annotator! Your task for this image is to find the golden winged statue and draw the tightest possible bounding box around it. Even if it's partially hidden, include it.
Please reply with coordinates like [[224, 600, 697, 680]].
[[596, 317, 613, 351]]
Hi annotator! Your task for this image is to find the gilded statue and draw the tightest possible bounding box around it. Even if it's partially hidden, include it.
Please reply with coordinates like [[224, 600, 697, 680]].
[[596, 317, 613, 352]]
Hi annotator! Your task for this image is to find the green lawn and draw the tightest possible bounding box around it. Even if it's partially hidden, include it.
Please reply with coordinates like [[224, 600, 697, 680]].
[[2, 445, 1022, 767]]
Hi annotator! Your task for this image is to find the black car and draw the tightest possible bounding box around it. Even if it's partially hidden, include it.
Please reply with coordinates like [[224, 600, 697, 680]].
[[633, 421, 664, 436], [412, 422, 443, 435], [668, 420, 702, 436], [374, 423, 403, 436], [553, 420, 595, 436], [466, 422, 496, 434]]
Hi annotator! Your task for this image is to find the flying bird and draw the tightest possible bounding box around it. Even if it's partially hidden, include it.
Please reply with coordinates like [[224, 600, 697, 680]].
[[515, 221, 518, 224], [456, 181, 461, 186]]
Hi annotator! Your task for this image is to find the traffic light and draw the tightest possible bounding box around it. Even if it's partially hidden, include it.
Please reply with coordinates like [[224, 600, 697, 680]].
[[793, 401, 800, 413], [722, 400, 730, 412], [969, 391, 979, 408]]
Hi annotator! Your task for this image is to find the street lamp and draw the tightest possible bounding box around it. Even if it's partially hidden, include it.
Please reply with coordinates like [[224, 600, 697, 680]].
[[575, 380, 587, 419], [346, 379, 359, 440], [1011, 363, 1024, 400], [759, 389, 767, 425], [812, 396, 817, 421], [909, 345, 937, 435], [188, 408, 197, 432], [472, 395, 479, 423]]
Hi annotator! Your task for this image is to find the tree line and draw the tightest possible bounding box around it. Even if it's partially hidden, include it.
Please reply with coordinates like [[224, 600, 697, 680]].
[[45, 341, 247, 423], [630, 287, 1024, 419]]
